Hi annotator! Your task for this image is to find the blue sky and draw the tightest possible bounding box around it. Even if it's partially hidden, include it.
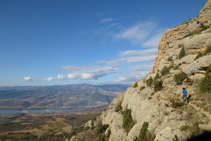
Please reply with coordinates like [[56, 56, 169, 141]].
[[0, 0, 208, 86]]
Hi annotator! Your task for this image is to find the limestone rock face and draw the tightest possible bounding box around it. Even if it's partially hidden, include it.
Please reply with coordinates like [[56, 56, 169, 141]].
[[71, 1, 211, 141]]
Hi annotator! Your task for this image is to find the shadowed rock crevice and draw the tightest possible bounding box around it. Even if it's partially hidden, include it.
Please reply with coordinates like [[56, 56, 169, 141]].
[[187, 131, 211, 141]]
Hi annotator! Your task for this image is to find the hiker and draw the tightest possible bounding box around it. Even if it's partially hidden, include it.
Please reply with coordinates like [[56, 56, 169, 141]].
[[182, 88, 189, 103]]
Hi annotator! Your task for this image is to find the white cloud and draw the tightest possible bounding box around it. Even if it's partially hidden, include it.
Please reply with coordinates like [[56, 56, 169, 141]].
[[114, 21, 157, 45], [114, 71, 147, 83], [42, 77, 56, 82], [62, 65, 120, 80], [58, 74, 66, 80], [47, 77, 55, 82], [99, 48, 157, 67], [100, 18, 113, 23], [142, 32, 163, 48], [114, 63, 154, 84], [119, 48, 157, 57], [23, 76, 33, 82]]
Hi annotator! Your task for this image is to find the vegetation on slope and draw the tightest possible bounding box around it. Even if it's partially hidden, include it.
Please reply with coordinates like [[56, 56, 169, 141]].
[[122, 108, 135, 133]]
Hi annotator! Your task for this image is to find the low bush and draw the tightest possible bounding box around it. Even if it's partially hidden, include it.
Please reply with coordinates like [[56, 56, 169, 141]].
[[154, 73, 160, 80], [83, 126, 90, 131], [146, 77, 153, 87], [179, 125, 189, 131], [96, 120, 104, 135], [138, 122, 148, 141], [199, 69, 211, 93], [161, 66, 172, 76], [154, 80, 163, 92], [170, 98, 184, 108], [168, 56, 173, 61], [140, 86, 145, 91], [179, 46, 186, 59], [194, 46, 211, 60], [190, 122, 200, 134], [115, 101, 122, 112], [178, 44, 184, 48], [138, 122, 155, 141], [195, 52, 203, 60], [122, 108, 135, 133], [203, 46, 211, 56], [174, 71, 188, 85], [173, 65, 180, 70]]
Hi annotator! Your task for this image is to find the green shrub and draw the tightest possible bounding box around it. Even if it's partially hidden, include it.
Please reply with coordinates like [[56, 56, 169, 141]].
[[195, 46, 211, 60], [140, 86, 145, 91], [199, 69, 211, 93], [154, 73, 160, 80], [151, 92, 155, 96], [83, 126, 90, 131], [179, 47, 186, 59], [174, 71, 188, 85], [173, 65, 179, 70], [161, 66, 171, 76], [195, 52, 203, 60], [122, 108, 135, 133], [179, 125, 189, 131], [96, 120, 104, 135], [178, 44, 184, 48], [115, 101, 122, 112], [107, 129, 111, 138], [170, 98, 184, 108], [146, 77, 153, 87], [190, 122, 200, 134], [203, 46, 211, 56], [154, 80, 163, 92], [138, 122, 149, 141], [201, 25, 211, 32], [168, 56, 173, 61]]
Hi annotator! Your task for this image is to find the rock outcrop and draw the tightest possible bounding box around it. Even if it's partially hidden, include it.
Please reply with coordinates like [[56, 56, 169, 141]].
[[71, 1, 211, 141]]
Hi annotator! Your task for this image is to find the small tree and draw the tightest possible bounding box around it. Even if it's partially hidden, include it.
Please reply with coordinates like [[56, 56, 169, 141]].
[[146, 77, 153, 87], [179, 47, 185, 59], [122, 108, 135, 133], [115, 101, 122, 112], [138, 122, 149, 141], [199, 69, 211, 93], [154, 73, 160, 80], [154, 80, 163, 92], [161, 66, 171, 76], [174, 72, 188, 85]]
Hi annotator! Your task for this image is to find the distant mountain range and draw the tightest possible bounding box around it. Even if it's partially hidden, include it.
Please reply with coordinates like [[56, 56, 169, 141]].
[[0, 84, 129, 110]]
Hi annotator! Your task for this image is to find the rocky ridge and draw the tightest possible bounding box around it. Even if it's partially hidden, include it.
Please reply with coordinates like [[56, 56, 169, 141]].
[[71, 1, 211, 141]]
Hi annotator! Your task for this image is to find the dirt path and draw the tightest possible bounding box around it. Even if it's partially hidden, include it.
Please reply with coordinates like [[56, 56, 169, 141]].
[[189, 102, 211, 120]]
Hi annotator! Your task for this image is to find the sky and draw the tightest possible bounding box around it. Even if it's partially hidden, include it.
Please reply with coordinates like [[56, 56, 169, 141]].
[[0, 0, 208, 86]]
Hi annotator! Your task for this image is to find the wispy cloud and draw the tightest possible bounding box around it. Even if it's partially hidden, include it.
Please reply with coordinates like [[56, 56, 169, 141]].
[[42, 77, 56, 82], [142, 32, 163, 48], [114, 63, 154, 83], [23, 76, 33, 82], [62, 65, 120, 80], [98, 48, 157, 67], [100, 18, 113, 23], [113, 21, 157, 45], [58, 74, 66, 80]]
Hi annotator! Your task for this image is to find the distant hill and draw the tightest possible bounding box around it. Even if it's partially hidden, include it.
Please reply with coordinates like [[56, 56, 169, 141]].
[[0, 84, 129, 110]]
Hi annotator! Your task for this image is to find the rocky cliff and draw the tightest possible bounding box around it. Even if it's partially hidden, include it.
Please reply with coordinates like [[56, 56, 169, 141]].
[[71, 1, 211, 141]]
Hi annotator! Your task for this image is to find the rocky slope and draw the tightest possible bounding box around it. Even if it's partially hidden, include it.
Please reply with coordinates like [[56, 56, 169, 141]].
[[71, 1, 211, 141]]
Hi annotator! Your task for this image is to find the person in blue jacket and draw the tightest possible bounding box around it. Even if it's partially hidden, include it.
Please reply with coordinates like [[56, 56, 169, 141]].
[[182, 87, 189, 103]]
